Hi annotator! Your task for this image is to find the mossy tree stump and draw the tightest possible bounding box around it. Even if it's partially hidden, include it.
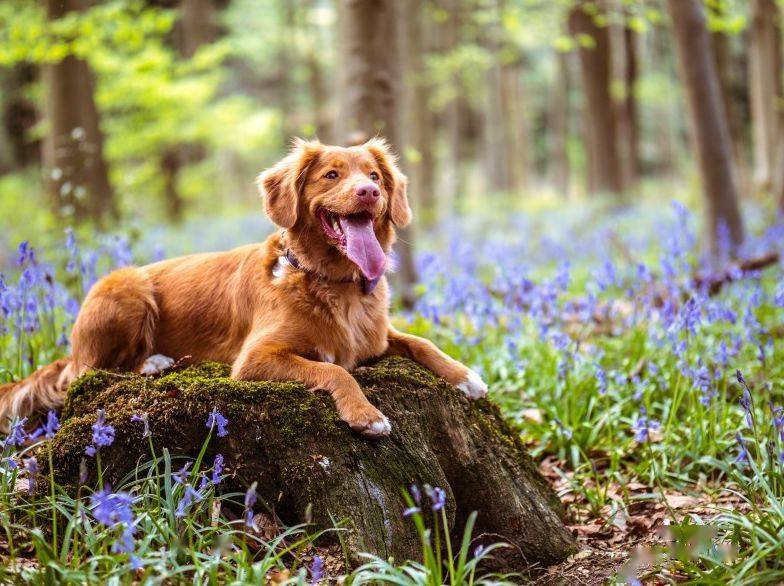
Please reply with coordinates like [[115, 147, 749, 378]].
[[47, 356, 576, 569]]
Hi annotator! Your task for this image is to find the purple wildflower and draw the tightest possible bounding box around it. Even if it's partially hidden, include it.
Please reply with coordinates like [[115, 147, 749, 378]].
[[244, 481, 258, 528], [403, 506, 421, 517], [206, 407, 229, 437], [410, 484, 422, 505], [173, 462, 191, 485], [91, 487, 135, 526], [632, 408, 661, 443], [85, 409, 115, 456], [309, 555, 325, 584], [130, 413, 149, 438], [43, 410, 60, 439], [24, 457, 38, 493], [90, 487, 138, 559], [3, 417, 29, 447], [425, 485, 446, 512], [211, 454, 224, 485], [175, 484, 203, 517], [735, 432, 749, 464]]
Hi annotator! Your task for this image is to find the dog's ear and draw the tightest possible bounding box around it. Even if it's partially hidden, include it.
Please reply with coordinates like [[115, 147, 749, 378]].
[[257, 139, 322, 229], [364, 138, 412, 228]]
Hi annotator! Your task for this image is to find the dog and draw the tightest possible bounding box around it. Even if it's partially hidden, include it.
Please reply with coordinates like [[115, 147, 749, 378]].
[[0, 138, 487, 437]]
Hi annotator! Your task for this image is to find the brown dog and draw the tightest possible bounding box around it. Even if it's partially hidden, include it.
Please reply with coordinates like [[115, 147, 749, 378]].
[[0, 139, 487, 437]]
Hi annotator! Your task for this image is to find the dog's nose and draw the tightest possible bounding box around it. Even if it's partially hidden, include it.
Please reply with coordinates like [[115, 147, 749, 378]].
[[355, 183, 380, 203]]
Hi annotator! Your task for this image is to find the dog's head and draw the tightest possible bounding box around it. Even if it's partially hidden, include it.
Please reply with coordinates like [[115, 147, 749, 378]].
[[258, 138, 411, 281]]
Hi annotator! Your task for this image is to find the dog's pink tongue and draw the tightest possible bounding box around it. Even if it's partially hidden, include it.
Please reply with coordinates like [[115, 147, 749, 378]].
[[339, 215, 386, 280]]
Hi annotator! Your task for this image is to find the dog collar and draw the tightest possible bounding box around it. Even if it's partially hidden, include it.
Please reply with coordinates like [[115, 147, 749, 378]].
[[281, 249, 381, 295]]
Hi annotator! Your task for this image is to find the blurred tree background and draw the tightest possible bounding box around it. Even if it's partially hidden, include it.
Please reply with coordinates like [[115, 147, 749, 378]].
[[0, 0, 780, 268]]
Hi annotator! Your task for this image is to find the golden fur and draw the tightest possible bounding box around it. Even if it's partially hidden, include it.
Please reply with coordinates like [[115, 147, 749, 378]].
[[0, 139, 486, 437]]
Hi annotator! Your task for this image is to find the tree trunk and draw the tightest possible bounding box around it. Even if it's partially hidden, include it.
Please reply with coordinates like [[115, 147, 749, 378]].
[[667, 0, 744, 253], [45, 357, 577, 570], [0, 65, 40, 172], [748, 0, 782, 192], [568, 1, 622, 196], [501, 61, 530, 193], [402, 0, 437, 224], [712, 26, 749, 193], [42, 0, 114, 221], [611, 18, 639, 188], [548, 51, 571, 195], [337, 0, 418, 307], [180, 0, 216, 58], [437, 0, 465, 212]]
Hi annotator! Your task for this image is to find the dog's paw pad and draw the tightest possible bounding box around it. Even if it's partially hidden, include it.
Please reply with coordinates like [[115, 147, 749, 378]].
[[140, 354, 175, 376], [457, 369, 488, 400]]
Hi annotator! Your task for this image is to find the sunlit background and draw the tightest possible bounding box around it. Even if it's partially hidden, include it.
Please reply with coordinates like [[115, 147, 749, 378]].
[[3, 1, 784, 582]]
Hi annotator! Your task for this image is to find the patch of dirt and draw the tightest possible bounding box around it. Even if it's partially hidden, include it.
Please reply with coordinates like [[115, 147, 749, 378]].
[[535, 456, 748, 584]]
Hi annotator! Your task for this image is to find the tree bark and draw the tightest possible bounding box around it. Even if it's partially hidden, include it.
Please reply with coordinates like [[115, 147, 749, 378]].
[[712, 26, 749, 192], [667, 0, 744, 253], [611, 18, 639, 188], [436, 0, 466, 212], [568, 1, 622, 196], [42, 0, 114, 221], [501, 60, 530, 193], [548, 51, 572, 195], [402, 0, 437, 224], [337, 0, 418, 307], [748, 0, 782, 192], [0, 65, 40, 172], [45, 357, 577, 570], [180, 0, 216, 58]]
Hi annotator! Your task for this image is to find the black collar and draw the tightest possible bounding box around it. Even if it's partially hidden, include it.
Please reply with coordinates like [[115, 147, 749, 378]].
[[282, 248, 382, 295]]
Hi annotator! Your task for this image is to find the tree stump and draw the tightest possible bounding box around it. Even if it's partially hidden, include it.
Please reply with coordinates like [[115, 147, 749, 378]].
[[46, 356, 577, 569]]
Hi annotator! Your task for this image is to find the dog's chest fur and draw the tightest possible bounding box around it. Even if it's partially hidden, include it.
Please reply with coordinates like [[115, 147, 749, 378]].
[[307, 282, 389, 369]]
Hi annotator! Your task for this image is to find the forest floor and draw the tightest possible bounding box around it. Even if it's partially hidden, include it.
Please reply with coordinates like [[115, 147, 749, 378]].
[[2, 199, 784, 583]]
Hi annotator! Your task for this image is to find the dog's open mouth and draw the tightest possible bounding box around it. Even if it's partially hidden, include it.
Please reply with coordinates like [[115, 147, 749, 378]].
[[318, 209, 386, 281]]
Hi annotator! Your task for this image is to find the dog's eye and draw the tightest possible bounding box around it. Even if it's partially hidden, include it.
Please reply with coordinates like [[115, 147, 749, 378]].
[[370, 171, 379, 182], [325, 170, 338, 180]]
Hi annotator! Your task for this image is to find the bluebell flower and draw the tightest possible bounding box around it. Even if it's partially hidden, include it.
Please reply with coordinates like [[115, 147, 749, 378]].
[[632, 408, 661, 443], [309, 555, 325, 584], [85, 409, 115, 456], [43, 410, 60, 439], [734, 433, 749, 464], [244, 481, 258, 528], [91, 487, 135, 527], [410, 484, 421, 506], [90, 487, 138, 560], [206, 407, 229, 437], [2, 456, 18, 471], [211, 454, 224, 485], [424, 485, 446, 512], [173, 462, 192, 485], [175, 484, 202, 517], [130, 413, 149, 438], [594, 365, 608, 395], [403, 506, 421, 517], [3, 417, 29, 447], [16, 241, 35, 266], [24, 457, 38, 494]]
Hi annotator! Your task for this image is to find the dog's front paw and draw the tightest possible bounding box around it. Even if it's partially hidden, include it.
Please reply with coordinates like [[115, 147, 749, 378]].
[[343, 402, 391, 438], [140, 354, 175, 376], [457, 368, 488, 400]]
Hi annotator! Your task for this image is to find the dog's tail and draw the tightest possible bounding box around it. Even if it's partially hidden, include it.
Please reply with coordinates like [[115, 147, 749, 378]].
[[0, 358, 75, 432]]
